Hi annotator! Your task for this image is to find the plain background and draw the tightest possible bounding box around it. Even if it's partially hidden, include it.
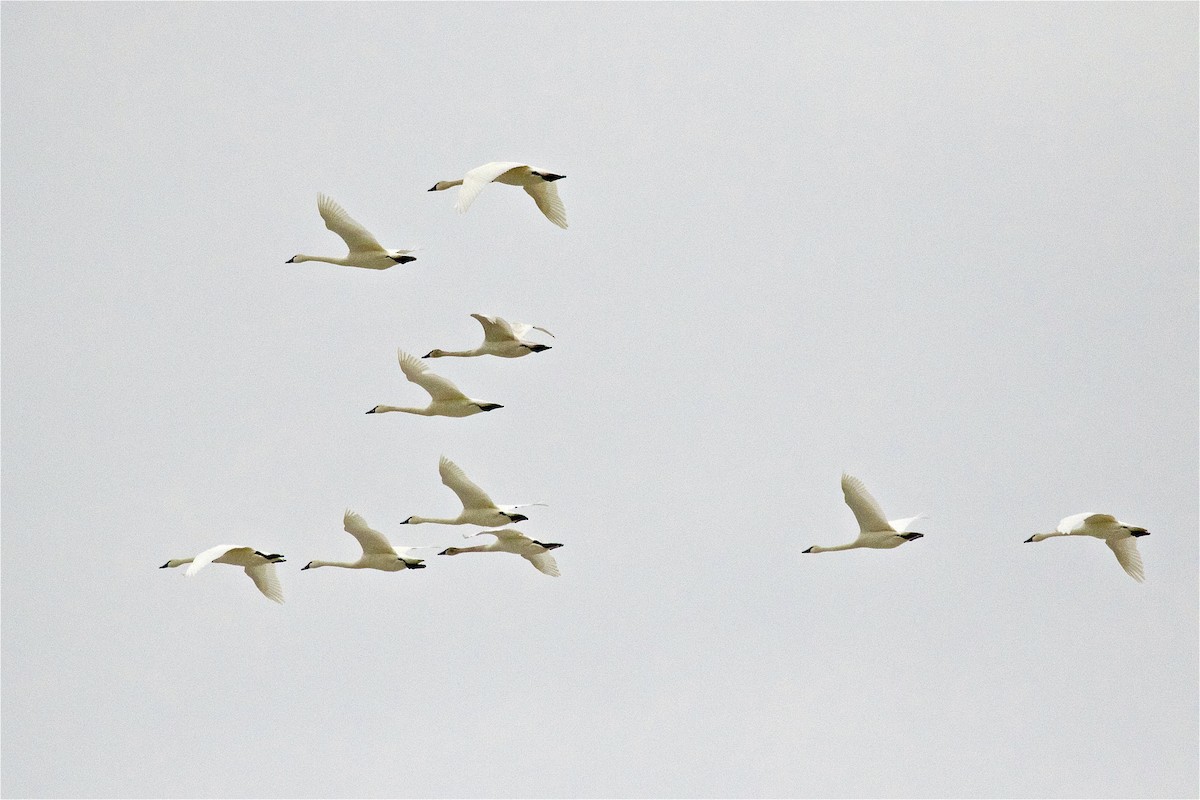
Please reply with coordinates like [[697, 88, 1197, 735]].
[[3, 3, 1197, 798]]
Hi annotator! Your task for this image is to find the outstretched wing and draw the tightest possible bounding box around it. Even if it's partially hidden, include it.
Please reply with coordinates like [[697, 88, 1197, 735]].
[[397, 349, 468, 401], [470, 313, 519, 343], [507, 322, 555, 340], [526, 552, 561, 577], [1106, 537, 1145, 582], [841, 473, 893, 533], [524, 180, 568, 229], [455, 162, 526, 214], [343, 509, 397, 556], [318, 194, 385, 255], [185, 544, 248, 577], [889, 513, 927, 533], [244, 563, 285, 604], [439, 456, 497, 511]]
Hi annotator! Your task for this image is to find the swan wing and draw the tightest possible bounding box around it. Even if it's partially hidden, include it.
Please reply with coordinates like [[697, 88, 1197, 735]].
[[318, 194, 385, 255], [524, 181, 568, 229], [397, 349, 468, 401], [244, 563, 285, 603], [470, 313, 519, 343], [439, 456, 497, 511], [343, 509, 397, 555], [888, 513, 927, 533], [1106, 536, 1145, 582], [526, 551, 561, 577], [841, 473, 894, 533], [508, 322, 555, 340], [185, 544, 249, 576], [455, 161, 526, 214]]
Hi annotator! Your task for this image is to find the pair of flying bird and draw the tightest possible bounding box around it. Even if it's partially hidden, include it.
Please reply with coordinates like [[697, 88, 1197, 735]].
[[286, 162, 568, 270], [161, 457, 561, 603], [811, 474, 1151, 582]]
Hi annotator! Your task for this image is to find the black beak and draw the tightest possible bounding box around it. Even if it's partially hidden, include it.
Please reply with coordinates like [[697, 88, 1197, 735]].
[[422, 351, 434, 358], [802, 547, 815, 554], [438, 549, 452, 555], [301, 562, 313, 570], [427, 185, 438, 192], [1131, 530, 1150, 537], [901, 532, 924, 541], [286, 257, 296, 263], [365, 408, 376, 414], [407, 563, 427, 569], [530, 344, 551, 353], [508, 513, 529, 522], [399, 517, 412, 524], [1024, 535, 1036, 543], [534, 541, 563, 550], [393, 256, 417, 264], [159, 562, 169, 568]]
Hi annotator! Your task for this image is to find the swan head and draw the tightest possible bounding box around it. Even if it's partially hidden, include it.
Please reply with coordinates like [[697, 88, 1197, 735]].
[[423, 349, 446, 359], [159, 560, 174, 569], [400, 516, 415, 524], [286, 255, 305, 263], [802, 546, 817, 554], [505, 513, 529, 523], [429, 181, 454, 192], [365, 406, 381, 414], [477, 403, 504, 412], [439, 547, 460, 556], [301, 561, 315, 570], [899, 532, 924, 541], [1026, 533, 1052, 543]]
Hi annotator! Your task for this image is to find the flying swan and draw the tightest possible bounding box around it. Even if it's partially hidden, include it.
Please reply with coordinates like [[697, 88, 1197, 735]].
[[429, 162, 568, 228], [439, 529, 563, 576], [366, 349, 503, 417], [401, 455, 545, 527], [301, 509, 429, 572], [803, 473, 926, 554], [1025, 512, 1150, 582], [287, 194, 417, 270], [424, 313, 555, 359], [160, 544, 286, 603]]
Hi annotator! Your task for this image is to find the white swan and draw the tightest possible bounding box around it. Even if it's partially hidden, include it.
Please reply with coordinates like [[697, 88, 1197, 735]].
[[287, 194, 417, 270], [1025, 513, 1150, 582], [301, 509, 429, 572], [160, 544, 286, 604], [366, 349, 503, 417], [429, 162, 568, 228], [402, 455, 545, 527], [424, 313, 555, 359], [803, 473, 927, 554], [439, 529, 563, 576]]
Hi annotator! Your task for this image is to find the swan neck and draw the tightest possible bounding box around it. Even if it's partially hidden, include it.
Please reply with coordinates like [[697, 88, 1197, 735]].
[[306, 560, 360, 569], [405, 516, 459, 525], [374, 405, 429, 415]]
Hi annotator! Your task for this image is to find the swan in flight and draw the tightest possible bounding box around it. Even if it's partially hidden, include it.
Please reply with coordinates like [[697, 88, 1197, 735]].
[[803, 473, 926, 554], [439, 529, 563, 576], [402, 455, 545, 527], [366, 350, 503, 417], [429, 162, 568, 228], [287, 194, 417, 270], [1025, 513, 1150, 582], [160, 545, 286, 604], [301, 510, 429, 572], [424, 313, 555, 359]]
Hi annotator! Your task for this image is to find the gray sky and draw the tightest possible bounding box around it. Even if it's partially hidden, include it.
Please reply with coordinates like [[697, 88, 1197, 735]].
[[2, 3, 1197, 798]]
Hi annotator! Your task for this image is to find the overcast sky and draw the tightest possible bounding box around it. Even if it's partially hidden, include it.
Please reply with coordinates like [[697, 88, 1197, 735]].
[[2, 3, 1197, 798]]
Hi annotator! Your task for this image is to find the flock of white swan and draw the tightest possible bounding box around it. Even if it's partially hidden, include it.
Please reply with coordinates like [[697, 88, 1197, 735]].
[[161, 161, 1152, 603]]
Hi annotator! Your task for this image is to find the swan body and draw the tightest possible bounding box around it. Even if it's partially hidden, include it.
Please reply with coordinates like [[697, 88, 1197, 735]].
[[1025, 512, 1150, 582], [366, 350, 503, 417], [429, 162, 568, 228], [159, 544, 286, 603], [439, 529, 563, 576], [803, 473, 927, 554], [424, 313, 555, 359], [402, 455, 545, 527], [301, 509, 428, 572], [287, 194, 417, 270]]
